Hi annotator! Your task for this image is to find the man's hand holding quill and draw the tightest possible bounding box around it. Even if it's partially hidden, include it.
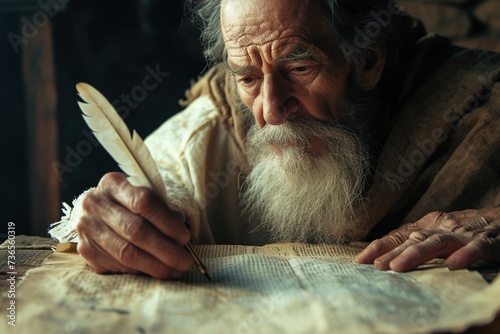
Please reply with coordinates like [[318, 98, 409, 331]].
[[76, 172, 194, 279]]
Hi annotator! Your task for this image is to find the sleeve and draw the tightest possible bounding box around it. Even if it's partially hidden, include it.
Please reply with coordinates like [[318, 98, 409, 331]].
[[48, 96, 233, 244]]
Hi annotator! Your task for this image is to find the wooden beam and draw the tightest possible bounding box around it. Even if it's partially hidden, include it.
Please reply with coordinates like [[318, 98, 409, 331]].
[[22, 19, 60, 236]]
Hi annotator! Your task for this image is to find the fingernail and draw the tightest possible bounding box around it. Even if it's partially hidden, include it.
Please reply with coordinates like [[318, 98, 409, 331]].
[[374, 258, 389, 270], [389, 257, 409, 272], [355, 247, 370, 262], [443, 259, 459, 270], [354, 252, 364, 262]]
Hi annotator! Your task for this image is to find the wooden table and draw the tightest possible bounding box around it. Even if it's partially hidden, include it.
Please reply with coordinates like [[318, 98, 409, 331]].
[[0, 235, 58, 292]]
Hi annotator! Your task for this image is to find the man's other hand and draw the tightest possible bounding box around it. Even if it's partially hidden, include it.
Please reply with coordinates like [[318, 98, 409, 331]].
[[355, 206, 500, 271], [75, 172, 194, 279]]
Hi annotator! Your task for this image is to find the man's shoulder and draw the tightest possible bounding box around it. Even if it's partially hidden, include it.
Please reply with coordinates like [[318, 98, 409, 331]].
[[180, 63, 237, 120], [432, 45, 500, 88], [394, 34, 500, 110], [393, 34, 500, 126], [145, 95, 226, 152]]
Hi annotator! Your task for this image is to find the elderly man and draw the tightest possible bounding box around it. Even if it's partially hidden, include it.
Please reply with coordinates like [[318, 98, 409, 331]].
[[50, 0, 500, 279]]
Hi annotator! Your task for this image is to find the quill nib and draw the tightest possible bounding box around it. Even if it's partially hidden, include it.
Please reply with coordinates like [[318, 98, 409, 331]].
[[185, 243, 211, 281]]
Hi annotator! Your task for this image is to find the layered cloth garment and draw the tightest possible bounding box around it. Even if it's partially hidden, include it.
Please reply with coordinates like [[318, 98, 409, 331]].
[[49, 34, 500, 245]]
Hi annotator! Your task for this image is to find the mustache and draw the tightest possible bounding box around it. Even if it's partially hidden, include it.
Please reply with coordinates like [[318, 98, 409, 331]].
[[246, 117, 357, 149]]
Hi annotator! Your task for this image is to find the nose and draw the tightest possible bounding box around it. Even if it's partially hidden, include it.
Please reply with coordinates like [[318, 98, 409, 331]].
[[259, 74, 299, 127]]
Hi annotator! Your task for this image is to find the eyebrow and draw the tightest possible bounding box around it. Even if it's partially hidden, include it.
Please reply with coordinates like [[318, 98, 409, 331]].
[[226, 63, 255, 77], [278, 45, 322, 63], [226, 45, 323, 76]]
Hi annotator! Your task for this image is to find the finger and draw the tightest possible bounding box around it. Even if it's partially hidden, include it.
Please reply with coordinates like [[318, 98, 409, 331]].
[[355, 240, 395, 265], [444, 237, 500, 269], [108, 210, 194, 273], [77, 215, 184, 279], [387, 232, 468, 272], [99, 232, 184, 279], [355, 230, 413, 264], [372, 234, 426, 270], [77, 230, 141, 275], [82, 192, 194, 273], [99, 173, 191, 245]]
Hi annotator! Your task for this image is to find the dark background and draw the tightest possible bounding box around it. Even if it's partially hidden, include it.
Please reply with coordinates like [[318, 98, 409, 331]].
[[1, 0, 205, 237]]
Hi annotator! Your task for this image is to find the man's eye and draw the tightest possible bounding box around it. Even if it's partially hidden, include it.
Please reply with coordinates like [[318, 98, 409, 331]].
[[293, 66, 309, 72], [239, 77, 255, 86], [287, 64, 320, 82]]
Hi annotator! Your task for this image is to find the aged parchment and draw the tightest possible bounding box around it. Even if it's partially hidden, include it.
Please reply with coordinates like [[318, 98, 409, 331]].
[[5, 243, 500, 334]]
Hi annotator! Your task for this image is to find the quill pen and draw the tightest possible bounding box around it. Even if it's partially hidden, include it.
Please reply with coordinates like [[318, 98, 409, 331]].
[[76, 82, 210, 281]]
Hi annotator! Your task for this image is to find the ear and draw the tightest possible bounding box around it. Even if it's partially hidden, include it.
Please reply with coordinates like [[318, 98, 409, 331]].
[[359, 49, 386, 91]]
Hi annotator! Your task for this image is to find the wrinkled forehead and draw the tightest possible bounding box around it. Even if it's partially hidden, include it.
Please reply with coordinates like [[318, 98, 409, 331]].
[[221, 0, 333, 54], [221, 0, 308, 29]]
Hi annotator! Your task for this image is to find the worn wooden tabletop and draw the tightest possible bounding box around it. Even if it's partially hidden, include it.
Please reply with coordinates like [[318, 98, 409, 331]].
[[0, 235, 58, 292]]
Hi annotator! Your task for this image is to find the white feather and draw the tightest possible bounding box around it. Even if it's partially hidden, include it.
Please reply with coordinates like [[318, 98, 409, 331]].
[[76, 83, 210, 279], [76, 82, 167, 203]]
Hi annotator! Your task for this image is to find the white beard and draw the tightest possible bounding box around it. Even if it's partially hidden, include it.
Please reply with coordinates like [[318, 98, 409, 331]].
[[242, 117, 371, 244]]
